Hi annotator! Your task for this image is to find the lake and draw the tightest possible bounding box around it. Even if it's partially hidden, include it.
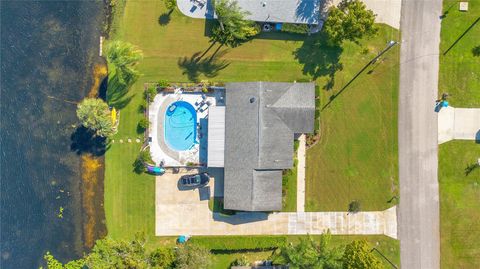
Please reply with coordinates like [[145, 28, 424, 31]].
[[1, 1, 104, 268]]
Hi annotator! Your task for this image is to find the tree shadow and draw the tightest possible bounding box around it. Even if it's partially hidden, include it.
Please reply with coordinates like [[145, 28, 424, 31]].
[[294, 33, 343, 90], [70, 126, 108, 156], [158, 10, 174, 26], [106, 72, 136, 109], [177, 45, 230, 81]]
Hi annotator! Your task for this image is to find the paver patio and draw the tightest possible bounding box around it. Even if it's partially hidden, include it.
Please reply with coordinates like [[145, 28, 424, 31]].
[[155, 171, 397, 238]]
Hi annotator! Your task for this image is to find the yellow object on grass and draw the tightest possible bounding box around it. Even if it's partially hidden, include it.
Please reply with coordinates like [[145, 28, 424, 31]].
[[111, 108, 117, 125]]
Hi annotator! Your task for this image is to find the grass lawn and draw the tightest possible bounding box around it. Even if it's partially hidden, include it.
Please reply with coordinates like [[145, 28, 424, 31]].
[[439, 0, 480, 107], [438, 2, 480, 267], [104, 0, 400, 255], [439, 141, 480, 269], [305, 29, 400, 211], [190, 235, 399, 268]]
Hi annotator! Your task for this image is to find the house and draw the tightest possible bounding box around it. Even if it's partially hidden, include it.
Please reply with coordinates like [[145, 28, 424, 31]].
[[208, 82, 315, 211], [178, 0, 321, 25]]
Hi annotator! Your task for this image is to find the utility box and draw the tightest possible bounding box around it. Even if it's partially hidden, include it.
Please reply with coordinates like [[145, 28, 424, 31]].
[[459, 2, 469, 11]]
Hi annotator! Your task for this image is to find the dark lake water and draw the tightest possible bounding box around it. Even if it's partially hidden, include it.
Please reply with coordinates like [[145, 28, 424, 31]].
[[1, 1, 104, 268]]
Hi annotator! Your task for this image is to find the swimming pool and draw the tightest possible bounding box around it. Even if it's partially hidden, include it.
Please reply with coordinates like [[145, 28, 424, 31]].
[[164, 101, 197, 151]]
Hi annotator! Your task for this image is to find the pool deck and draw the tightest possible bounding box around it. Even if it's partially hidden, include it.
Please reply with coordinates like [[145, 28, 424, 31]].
[[149, 90, 217, 166]]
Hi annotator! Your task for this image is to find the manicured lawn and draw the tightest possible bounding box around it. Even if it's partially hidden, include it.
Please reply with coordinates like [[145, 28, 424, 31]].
[[104, 0, 400, 252], [305, 27, 400, 211], [439, 0, 480, 107], [439, 141, 480, 269]]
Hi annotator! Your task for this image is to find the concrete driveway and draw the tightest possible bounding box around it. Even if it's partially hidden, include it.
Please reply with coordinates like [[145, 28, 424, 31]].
[[155, 169, 397, 238], [438, 107, 480, 144]]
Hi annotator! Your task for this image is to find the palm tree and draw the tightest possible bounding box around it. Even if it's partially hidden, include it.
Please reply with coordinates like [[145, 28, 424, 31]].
[[106, 41, 143, 84]]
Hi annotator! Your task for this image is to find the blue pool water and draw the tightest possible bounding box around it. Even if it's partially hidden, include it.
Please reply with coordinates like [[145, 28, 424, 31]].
[[164, 101, 197, 151]]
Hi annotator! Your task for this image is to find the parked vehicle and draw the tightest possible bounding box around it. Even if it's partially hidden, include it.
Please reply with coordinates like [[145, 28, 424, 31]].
[[179, 172, 210, 187]]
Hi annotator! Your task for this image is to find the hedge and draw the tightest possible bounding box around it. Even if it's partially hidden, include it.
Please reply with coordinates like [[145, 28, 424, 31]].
[[281, 23, 309, 34], [189, 236, 287, 251]]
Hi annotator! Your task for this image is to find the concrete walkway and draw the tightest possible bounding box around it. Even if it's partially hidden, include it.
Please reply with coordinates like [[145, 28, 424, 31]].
[[177, 0, 401, 29], [438, 106, 480, 144], [296, 134, 306, 212], [155, 172, 397, 238]]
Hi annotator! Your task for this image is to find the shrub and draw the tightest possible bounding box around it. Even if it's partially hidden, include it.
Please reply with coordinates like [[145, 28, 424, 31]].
[[189, 236, 287, 251], [281, 23, 309, 34], [348, 200, 361, 213], [164, 0, 176, 10], [139, 99, 148, 112], [232, 255, 250, 266], [133, 150, 153, 174], [150, 247, 175, 268], [137, 118, 149, 132], [145, 86, 157, 102], [175, 244, 211, 269], [472, 45, 480, 57], [158, 79, 169, 87]]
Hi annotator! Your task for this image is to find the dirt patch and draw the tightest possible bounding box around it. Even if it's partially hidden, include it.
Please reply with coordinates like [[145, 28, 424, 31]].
[[87, 63, 108, 98], [81, 154, 107, 248]]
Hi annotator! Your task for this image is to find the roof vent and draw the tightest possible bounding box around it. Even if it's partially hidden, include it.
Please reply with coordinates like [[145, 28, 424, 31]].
[[261, 1, 266, 7], [249, 97, 256, 103]]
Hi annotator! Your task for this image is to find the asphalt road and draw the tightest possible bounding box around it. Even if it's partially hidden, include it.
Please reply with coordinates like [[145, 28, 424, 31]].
[[398, 0, 443, 268]]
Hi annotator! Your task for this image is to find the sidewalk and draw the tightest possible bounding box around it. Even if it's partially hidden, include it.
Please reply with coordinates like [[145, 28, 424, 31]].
[[296, 134, 306, 212]]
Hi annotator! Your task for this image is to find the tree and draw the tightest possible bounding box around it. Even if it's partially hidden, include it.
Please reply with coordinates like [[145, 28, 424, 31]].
[[76, 98, 115, 137], [212, 0, 259, 47], [106, 40, 143, 84], [42, 252, 84, 269], [175, 244, 212, 269], [43, 236, 176, 269], [276, 233, 342, 269], [342, 240, 383, 269], [323, 0, 378, 45]]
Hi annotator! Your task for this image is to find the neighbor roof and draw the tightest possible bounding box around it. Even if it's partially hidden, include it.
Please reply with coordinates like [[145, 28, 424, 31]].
[[235, 0, 321, 24], [223, 82, 315, 211]]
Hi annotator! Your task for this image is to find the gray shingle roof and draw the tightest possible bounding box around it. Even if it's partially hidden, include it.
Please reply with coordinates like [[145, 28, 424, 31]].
[[235, 0, 321, 24], [223, 82, 315, 211]]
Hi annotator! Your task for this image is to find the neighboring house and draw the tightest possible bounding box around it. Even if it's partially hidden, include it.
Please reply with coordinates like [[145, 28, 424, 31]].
[[231, 0, 321, 24], [208, 82, 315, 211], [179, 0, 321, 25]]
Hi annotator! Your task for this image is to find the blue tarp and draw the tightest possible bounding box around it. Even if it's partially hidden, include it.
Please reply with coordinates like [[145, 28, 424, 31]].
[[275, 23, 283, 31]]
